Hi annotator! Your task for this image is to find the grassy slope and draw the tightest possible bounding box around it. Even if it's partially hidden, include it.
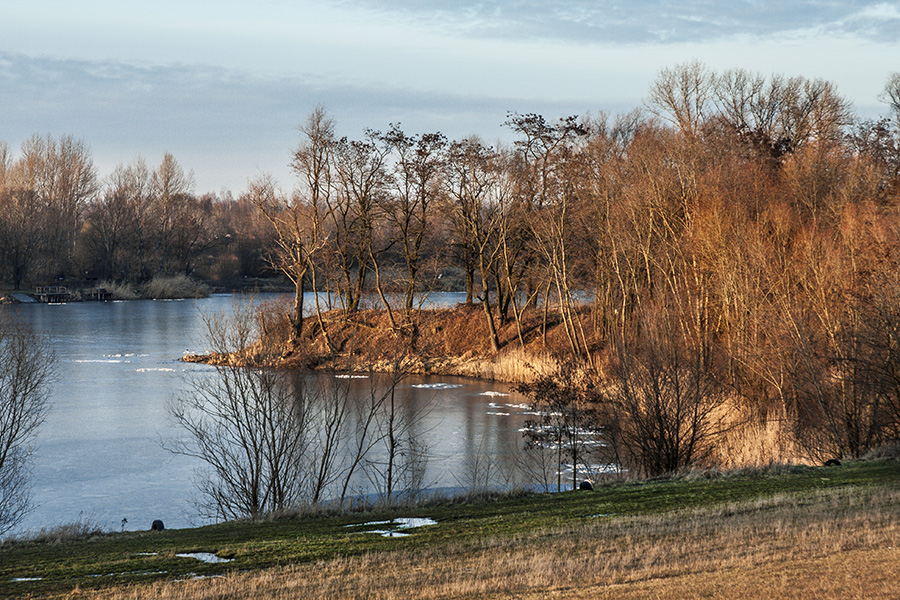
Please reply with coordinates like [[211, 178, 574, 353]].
[[2, 459, 899, 599]]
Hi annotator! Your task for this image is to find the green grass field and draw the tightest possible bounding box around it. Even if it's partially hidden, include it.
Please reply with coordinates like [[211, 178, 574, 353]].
[[2, 459, 899, 599]]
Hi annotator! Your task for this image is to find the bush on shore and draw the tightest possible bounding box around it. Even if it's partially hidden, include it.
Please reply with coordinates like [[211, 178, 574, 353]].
[[141, 275, 211, 299]]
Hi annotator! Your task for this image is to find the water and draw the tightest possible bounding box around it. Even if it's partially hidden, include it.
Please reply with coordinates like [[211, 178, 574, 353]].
[[4, 293, 534, 535]]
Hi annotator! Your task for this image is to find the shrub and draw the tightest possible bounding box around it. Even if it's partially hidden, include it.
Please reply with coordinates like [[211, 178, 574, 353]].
[[141, 275, 211, 299]]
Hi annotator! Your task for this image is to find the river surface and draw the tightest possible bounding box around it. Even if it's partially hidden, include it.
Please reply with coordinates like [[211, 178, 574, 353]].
[[5, 293, 538, 535]]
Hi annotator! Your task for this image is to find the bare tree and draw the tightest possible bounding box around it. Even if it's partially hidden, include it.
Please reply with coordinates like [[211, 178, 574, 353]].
[[601, 306, 729, 477], [16, 134, 98, 278], [365, 361, 432, 505], [517, 365, 601, 491], [381, 126, 447, 311], [168, 303, 312, 520], [647, 60, 714, 138], [328, 133, 392, 314], [883, 72, 900, 123], [0, 315, 53, 535], [444, 138, 506, 351]]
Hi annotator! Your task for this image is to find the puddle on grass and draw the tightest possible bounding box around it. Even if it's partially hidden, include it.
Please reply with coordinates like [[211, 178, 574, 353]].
[[10, 577, 43, 582], [344, 517, 438, 538]]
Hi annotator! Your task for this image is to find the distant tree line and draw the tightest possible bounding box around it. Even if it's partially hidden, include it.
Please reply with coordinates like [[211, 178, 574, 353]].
[[0, 141, 277, 290]]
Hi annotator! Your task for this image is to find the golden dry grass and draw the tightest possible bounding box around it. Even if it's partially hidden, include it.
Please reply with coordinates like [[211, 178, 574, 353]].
[[67, 486, 900, 600], [709, 402, 804, 468]]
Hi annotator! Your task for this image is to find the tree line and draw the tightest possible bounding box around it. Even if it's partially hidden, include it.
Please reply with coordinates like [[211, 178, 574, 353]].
[[0, 142, 276, 290], [3, 62, 900, 488]]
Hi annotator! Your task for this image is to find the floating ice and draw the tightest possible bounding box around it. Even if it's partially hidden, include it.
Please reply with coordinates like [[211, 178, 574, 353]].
[[176, 553, 233, 564], [486, 412, 511, 416], [136, 368, 177, 373], [480, 391, 509, 397], [411, 383, 463, 390], [74, 359, 125, 364]]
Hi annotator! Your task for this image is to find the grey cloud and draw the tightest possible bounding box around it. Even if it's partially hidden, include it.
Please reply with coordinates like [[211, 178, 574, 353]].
[[333, 0, 900, 44], [0, 52, 617, 192]]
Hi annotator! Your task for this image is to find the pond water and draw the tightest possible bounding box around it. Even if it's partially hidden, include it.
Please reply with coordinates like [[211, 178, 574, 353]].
[[5, 293, 542, 535]]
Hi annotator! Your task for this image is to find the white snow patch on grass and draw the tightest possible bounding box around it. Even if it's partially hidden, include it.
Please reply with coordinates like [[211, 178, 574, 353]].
[[176, 553, 233, 564], [344, 517, 437, 538]]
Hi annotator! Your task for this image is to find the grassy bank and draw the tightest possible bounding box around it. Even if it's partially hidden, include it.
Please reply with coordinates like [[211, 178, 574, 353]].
[[3, 459, 899, 599]]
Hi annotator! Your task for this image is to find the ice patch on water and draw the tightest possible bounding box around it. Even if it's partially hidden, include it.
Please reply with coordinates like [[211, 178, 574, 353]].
[[411, 383, 462, 390], [176, 552, 233, 564], [480, 391, 509, 397], [74, 359, 125, 363], [486, 412, 511, 416], [136, 368, 177, 373], [335, 374, 369, 379]]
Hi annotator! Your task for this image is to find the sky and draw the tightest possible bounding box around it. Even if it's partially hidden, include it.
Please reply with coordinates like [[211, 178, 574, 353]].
[[1, 0, 899, 194]]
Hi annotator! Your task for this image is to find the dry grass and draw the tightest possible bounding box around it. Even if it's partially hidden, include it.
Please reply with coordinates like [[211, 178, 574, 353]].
[[67, 486, 900, 600], [709, 402, 804, 469], [141, 274, 211, 299], [97, 280, 140, 300], [234, 305, 572, 384]]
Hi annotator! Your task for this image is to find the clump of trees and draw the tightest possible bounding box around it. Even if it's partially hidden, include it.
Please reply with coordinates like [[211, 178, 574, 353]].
[[0, 141, 275, 290], [508, 65, 900, 475]]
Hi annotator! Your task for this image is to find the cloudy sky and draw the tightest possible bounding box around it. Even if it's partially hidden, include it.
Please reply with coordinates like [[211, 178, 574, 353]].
[[1, 0, 898, 193]]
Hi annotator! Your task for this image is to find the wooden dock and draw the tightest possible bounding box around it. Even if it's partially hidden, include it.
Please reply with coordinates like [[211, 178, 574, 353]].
[[34, 286, 72, 303], [31, 286, 113, 303]]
